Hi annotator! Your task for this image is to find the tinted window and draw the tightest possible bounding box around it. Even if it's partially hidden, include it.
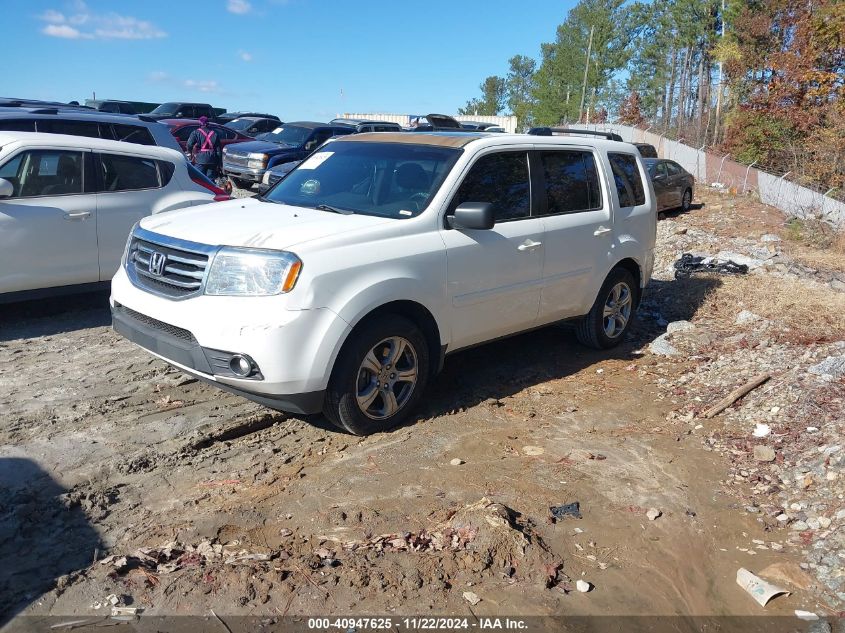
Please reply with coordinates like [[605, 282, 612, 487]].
[[1, 150, 84, 197], [651, 162, 668, 179], [215, 125, 236, 140], [265, 140, 461, 219], [257, 125, 310, 145], [112, 124, 155, 146], [158, 161, 175, 187], [666, 162, 682, 176], [38, 119, 101, 138], [151, 102, 180, 116], [101, 103, 119, 113], [452, 152, 530, 221], [608, 153, 645, 207], [0, 119, 36, 132], [539, 150, 601, 214], [99, 153, 160, 191], [173, 125, 196, 142], [310, 129, 334, 146]]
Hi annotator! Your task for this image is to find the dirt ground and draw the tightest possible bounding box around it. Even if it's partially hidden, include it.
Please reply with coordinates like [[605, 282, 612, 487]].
[[1, 187, 841, 627]]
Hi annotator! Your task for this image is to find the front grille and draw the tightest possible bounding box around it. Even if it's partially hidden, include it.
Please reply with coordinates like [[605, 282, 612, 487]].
[[114, 303, 196, 342], [126, 232, 212, 299], [223, 151, 250, 168]]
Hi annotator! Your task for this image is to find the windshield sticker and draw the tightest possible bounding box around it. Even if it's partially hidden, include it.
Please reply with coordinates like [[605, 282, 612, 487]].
[[399, 209, 413, 216], [298, 151, 334, 170], [231, 118, 243, 124], [272, 127, 284, 134]]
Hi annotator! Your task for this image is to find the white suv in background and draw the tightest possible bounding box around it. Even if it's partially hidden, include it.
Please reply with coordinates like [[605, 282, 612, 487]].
[[112, 130, 656, 435], [0, 132, 228, 302]]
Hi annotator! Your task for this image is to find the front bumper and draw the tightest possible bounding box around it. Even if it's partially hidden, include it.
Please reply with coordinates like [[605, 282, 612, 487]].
[[110, 267, 351, 415], [112, 303, 324, 414], [221, 162, 265, 182]]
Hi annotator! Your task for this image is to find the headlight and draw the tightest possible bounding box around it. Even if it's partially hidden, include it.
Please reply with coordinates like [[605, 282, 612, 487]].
[[205, 248, 302, 296], [248, 152, 269, 169]]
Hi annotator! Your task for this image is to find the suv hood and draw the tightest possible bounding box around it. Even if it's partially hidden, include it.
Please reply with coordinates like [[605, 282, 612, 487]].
[[139, 198, 394, 251], [227, 140, 299, 155]]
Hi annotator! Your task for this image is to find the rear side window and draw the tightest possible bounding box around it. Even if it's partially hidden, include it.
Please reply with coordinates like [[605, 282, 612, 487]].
[[452, 151, 530, 221], [173, 125, 196, 142], [608, 153, 645, 207], [112, 124, 155, 146], [0, 119, 36, 132], [666, 162, 682, 176], [157, 161, 175, 186], [539, 150, 602, 214], [99, 153, 160, 191], [0, 150, 84, 198], [37, 119, 101, 138]]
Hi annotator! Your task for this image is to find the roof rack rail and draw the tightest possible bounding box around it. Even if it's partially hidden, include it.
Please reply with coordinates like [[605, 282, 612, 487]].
[[527, 127, 623, 142], [29, 108, 59, 115], [137, 115, 157, 123]]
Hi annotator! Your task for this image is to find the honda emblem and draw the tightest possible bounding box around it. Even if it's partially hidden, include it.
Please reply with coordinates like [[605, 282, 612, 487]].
[[148, 251, 167, 276]]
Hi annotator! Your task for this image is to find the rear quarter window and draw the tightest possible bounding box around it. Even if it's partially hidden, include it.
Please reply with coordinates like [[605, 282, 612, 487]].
[[0, 119, 36, 132], [112, 124, 156, 146], [608, 153, 646, 207]]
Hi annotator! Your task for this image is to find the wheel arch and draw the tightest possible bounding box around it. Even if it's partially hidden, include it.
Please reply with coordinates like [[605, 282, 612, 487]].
[[611, 257, 643, 307], [336, 300, 444, 380]]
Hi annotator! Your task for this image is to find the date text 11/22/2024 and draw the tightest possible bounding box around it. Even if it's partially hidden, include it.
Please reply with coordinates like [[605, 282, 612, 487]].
[[307, 617, 530, 630]]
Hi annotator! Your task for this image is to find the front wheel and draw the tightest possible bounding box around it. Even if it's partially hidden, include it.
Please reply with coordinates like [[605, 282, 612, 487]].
[[575, 268, 637, 349], [323, 315, 429, 435]]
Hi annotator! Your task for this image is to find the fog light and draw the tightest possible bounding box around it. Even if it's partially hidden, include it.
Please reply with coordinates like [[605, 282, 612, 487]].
[[230, 354, 253, 377]]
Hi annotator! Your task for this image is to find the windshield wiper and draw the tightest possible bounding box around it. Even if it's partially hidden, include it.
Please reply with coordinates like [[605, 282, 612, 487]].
[[315, 204, 354, 215]]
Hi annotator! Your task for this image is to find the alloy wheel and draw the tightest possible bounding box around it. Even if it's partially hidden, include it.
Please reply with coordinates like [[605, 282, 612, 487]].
[[602, 282, 632, 338], [355, 336, 418, 420]]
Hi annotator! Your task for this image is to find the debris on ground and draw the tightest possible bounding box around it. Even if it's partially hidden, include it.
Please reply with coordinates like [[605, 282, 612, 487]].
[[550, 502, 582, 521], [674, 253, 750, 279], [462, 591, 481, 605], [646, 508, 662, 521], [576, 580, 593, 593], [736, 567, 790, 607]]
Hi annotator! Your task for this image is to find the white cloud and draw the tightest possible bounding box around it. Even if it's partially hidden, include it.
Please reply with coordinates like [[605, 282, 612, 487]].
[[39, 9, 65, 23], [238, 50, 253, 62], [227, 0, 252, 14], [183, 79, 221, 94], [42, 23, 91, 39], [38, 2, 166, 40], [148, 72, 223, 95]]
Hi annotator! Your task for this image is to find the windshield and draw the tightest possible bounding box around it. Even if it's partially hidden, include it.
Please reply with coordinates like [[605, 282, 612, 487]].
[[225, 118, 253, 132], [264, 140, 462, 218], [257, 125, 310, 146], [150, 102, 180, 116]]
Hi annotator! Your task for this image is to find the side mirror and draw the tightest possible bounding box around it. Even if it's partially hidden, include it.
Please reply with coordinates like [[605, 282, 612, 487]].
[[0, 178, 14, 199], [304, 140, 317, 152], [447, 202, 494, 230]]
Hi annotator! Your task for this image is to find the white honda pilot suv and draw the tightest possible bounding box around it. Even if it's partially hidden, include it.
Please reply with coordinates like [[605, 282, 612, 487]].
[[111, 130, 656, 435]]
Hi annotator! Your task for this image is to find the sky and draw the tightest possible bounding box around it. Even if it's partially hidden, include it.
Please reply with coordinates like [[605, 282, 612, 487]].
[[1, 0, 576, 121]]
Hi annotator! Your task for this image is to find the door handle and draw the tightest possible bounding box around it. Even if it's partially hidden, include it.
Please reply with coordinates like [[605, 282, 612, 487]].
[[593, 226, 612, 236], [64, 211, 92, 220], [517, 239, 542, 252]]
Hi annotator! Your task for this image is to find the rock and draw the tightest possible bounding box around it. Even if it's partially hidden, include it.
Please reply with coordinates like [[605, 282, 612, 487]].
[[807, 518, 821, 530], [818, 517, 831, 529], [450, 458, 465, 466], [808, 355, 845, 379], [650, 334, 680, 357], [736, 310, 761, 325], [791, 520, 809, 531], [758, 562, 816, 590], [753, 423, 771, 438], [646, 508, 662, 521], [522, 446, 544, 456], [760, 234, 781, 242], [462, 591, 481, 605], [666, 320, 696, 334], [716, 250, 766, 270], [753, 446, 776, 462], [576, 580, 592, 593]]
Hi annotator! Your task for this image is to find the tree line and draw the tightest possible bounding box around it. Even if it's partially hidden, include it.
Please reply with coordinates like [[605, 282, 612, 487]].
[[460, 0, 844, 193]]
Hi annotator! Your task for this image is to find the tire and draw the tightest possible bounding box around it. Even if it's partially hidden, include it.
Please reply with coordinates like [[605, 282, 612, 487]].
[[681, 188, 692, 212], [233, 178, 252, 190], [575, 267, 638, 349], [323, 315, 429, 435]]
